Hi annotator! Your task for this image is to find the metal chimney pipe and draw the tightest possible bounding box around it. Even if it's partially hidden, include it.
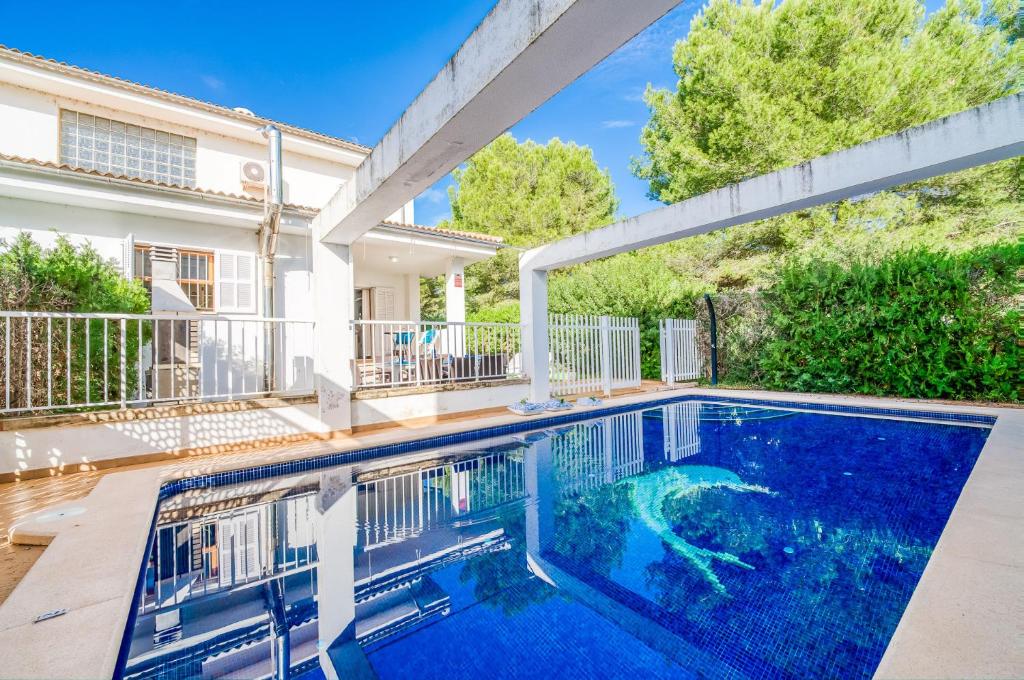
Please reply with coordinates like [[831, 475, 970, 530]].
[[259, 124, 284, 392], [259, 124, 284, 264]]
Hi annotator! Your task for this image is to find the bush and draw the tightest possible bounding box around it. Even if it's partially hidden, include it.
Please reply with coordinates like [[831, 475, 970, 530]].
[[468, 300, 521, 324], [757, 244, 1022, 401], [0, 233, 150, 409]]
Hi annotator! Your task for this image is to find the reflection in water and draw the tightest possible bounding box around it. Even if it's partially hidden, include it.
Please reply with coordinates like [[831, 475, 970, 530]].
[[124, 401, 989, 680]]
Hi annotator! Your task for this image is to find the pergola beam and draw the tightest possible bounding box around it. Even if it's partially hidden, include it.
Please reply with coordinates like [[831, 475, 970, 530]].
[[521, 94, 1024, 271], [316, 0, 681, 244]]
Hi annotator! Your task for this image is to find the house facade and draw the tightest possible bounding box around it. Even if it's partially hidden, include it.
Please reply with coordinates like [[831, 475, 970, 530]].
[[0, 45, 503, 325], [0, 46, 531, 477]]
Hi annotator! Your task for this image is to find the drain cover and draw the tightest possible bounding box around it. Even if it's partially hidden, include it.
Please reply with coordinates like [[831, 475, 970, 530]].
[[34, 608, 67, 623]]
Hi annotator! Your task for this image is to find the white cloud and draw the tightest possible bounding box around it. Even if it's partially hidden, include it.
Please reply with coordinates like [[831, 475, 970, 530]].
[[595, 3, 695, 72], [601, 119, 637, 129], [428, 211, 451, 225], [200, 74, 225, 91], [420, 187, 446, 204]]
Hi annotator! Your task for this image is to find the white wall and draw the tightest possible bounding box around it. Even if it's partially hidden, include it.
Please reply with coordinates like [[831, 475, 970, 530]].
[[351, 382, 529, 428], [0, 81, 415, 221], [0, 402, 328, 475], [0, 382, 529, 475], [0, 194, 259, 267], [0, 82, 53, 161]]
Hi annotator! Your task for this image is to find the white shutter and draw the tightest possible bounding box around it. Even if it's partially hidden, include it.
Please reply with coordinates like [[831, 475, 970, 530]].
[[217, 251, 257, 313], [240, 512, 260, 578], [218, 519, 235, 586], [122, 233, 135, 279], [372, 287, 396, 320]]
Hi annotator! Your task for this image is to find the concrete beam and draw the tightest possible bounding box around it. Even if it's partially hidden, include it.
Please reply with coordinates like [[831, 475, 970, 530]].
[[521, 94, 1024, 271], [317, 0, 680, 244]]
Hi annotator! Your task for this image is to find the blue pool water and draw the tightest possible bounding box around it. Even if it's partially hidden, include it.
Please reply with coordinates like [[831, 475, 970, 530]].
[[122, 399, 991, 679]]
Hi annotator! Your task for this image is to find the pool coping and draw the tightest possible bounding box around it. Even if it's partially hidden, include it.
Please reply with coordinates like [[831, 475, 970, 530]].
[[0, 387, 1019, 679]]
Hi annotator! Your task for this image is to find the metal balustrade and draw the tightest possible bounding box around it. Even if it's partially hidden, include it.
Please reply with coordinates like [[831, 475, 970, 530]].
[[659, 318, 701, 383], [352, 319, 523, 389], [0, 311, 315, 414], [549, 314, 642, 397]]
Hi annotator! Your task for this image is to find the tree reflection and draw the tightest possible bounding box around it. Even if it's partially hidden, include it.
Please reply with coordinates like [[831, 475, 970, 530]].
[[550, 483, 633, 576], [458, 508, 554, 615]]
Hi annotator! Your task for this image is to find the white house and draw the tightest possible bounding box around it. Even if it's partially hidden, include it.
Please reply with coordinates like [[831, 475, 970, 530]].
[[0, 45, 530, 477]]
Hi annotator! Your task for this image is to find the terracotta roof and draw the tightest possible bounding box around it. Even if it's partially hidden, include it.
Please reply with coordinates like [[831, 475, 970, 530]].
[[0, 152, 318, 212], [0, 45, 371, 155], [379, 220, 504, 245]]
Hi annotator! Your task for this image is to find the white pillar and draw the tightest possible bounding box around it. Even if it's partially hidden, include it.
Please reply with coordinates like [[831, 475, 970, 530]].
[[520, 261, 549, 402], [405, 273, 421, 322], [315, 468, 364, 679], [444, 257, 466, 359], [312, 238, 353, 432], [444, 257, 466, 323]]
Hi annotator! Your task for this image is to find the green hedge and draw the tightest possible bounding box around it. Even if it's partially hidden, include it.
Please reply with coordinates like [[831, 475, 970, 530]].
[[757, 244, 1022, 401]]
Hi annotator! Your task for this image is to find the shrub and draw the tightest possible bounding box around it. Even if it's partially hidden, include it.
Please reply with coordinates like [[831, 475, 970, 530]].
[[0, 233, 150, 409], [757, 244, 1022, 401]]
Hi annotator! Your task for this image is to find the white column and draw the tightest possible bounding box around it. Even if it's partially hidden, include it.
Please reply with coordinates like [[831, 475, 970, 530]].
[[315, 468, 365, 679], [519, 261, 549, 402], [405, 273, 421, 322], [445, 257, 466, 359], [312, 237, 353, 432], [444, 257, 466, 323]]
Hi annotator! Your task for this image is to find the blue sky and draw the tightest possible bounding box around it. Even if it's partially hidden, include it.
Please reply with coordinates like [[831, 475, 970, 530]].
[[1, 0, 947, 224]]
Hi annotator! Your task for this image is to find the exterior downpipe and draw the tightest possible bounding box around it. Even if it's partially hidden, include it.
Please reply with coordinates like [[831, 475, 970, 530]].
[[259, 124, 284, 392]]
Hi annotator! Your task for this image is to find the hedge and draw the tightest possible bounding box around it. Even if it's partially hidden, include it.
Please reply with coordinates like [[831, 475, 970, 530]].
[[757, 243, 1022, 402]]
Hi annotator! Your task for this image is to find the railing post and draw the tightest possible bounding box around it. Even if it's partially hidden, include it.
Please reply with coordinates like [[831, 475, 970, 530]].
[[119, 318, 127, 408], [664, 319, 676, 385], [599, 315, 612, 397], [25, 317, 32, 410]]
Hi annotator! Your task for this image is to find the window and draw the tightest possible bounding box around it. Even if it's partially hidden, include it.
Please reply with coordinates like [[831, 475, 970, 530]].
[[134, 245, 215, 311], [60, 109, 197, 188]]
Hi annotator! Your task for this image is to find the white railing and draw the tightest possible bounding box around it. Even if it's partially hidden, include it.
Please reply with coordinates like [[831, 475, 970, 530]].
[[660, 318, 701, 383], [358, 450, 526, 548], [0, 311, 315, 414], [548, 314, 641, 397], [145, 493, 318, 613], [552, 412, 645, 497], [351, 320, 523, 390]]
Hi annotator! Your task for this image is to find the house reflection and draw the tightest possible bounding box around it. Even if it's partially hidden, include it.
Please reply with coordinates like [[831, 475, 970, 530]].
[[124, 403, 703, 679]]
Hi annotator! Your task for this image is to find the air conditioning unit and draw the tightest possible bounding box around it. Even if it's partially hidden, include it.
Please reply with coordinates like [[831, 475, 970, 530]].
[[240, 161, 266, 190]]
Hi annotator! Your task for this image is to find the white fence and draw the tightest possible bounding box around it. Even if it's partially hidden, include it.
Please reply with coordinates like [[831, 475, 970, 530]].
[[548, 314, 641, 397], [0, 311, 315, 414], [659, 318, 701, 383], [352, 320, 523, 390]]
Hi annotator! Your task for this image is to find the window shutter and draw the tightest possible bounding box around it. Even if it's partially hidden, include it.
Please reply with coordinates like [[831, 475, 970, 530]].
[[217, 251, 257, 313], [122, 233, 135, 279], [218, 519, 235, 586], [372, 287, 396, 320]]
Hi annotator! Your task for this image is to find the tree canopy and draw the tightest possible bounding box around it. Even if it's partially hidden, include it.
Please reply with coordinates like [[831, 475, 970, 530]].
[[631, 0, 1023, 290], [634, 0, 1021, 203], [427, 134, 618, 314]]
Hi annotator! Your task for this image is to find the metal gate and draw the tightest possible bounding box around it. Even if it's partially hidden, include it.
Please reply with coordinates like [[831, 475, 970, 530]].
[[548, 314, 641, 397], [659, 318, 700, 383]]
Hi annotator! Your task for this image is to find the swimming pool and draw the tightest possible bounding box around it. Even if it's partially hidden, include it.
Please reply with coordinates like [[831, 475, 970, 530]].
[[120, 397, 992, 679]]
